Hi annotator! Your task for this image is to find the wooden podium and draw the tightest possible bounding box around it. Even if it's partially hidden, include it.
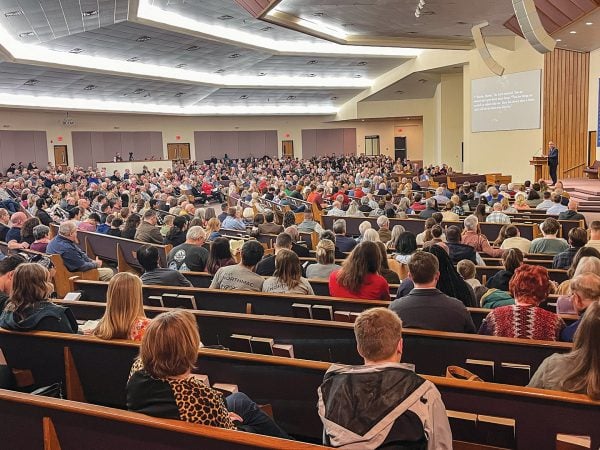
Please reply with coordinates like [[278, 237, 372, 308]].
[[529, 156, 548, 181]]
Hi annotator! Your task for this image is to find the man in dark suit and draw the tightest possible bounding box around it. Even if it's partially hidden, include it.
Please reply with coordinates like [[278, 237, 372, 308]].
[[333, 219, 356, 253], [255, 232, 292, 276], [547, 141, 559, 185], [388, 251, 476, 333], [257, 211, 284, 235]]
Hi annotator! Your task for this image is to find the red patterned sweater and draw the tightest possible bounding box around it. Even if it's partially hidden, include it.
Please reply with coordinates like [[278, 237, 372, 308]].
[[478, 305, 565, 341]]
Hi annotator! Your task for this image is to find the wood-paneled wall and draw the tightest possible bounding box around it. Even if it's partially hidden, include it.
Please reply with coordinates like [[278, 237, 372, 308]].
[[543, 48, 590, 180]]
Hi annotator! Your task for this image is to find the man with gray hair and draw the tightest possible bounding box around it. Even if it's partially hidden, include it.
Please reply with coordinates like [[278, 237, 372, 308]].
[[47, 221, 113, 280], [485, 203, 511, 224], [432, 187, 449, 206], [333, 219, 356, 253], [167, 226, 208, 272], [418, 198, 438, 219], [377, 215, 392, 243], [327, 201, 346, 217], [461, 215, 504, 257]]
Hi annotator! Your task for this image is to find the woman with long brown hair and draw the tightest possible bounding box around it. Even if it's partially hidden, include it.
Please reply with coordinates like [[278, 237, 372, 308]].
[[262, 249, 314, 295], [329, 241, 390, 300], [529, 296, 600, 399], [93, 272, 150, 341], [0, 263, 77, 333]]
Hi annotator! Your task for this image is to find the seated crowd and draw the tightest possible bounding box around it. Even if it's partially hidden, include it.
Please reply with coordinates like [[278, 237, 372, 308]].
[[0, 155, 598, 448]]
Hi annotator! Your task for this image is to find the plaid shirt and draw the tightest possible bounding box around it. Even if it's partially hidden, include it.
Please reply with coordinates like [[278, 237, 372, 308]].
[[485, 211, 511, 224], [552, 247, 579, 269]]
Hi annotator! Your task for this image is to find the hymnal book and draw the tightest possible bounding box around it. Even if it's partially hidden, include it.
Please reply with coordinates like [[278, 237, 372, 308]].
[[312, 305, 333, 321], [465, 358, 495, 381], [497, 362, 531, 385], [250, 337, 274, 355], [476, 415, 515, 448], [333, 311, 352, 322], [556, 434, 591, 450], [147, 296, 163, 307], [229, 334, 252, 353], [63, 292, 82, 301], [292, 303, 312, 319], [446, 410, 477, 442], [272, 344, 295, 358], [161, 293, 179, 307]]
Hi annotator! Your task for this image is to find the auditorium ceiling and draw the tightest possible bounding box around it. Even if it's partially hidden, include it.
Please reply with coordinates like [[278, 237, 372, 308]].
[[0, 0, 596, 115]]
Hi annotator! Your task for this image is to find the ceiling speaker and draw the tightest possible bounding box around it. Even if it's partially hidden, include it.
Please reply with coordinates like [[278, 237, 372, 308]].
[[512, 0, 555, 53], [471, 22, 505, 76]]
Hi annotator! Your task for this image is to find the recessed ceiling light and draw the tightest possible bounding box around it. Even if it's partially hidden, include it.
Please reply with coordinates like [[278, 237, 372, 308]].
[[23, 79, 39, 86], [313, 12, 325, 17], [418, 78, 427, 83], [143, 93, 151, 98], [186, 45, 200, 51], [260, 26, 273, 31], [133, 88, 145, 94], [354, 74, 362, 78], [287, 95, 296, 100], [406, 31, 418, 34], [229, 53, 241, 58], [331, 96, 338, 100], [586, 22, 593, 25], [175, 63, 187, 68], [456, 21, 468, 25], [174, 92, 184, 97], [570, 30, 577, 34], [215, 69, 226, 73], [82, 10, 97, 16], [396, 90, 404, 94], [4, 10, 23, 17], [69, 48, 83, 54], [307, 60, 318, 65], [126, 57, 140, 62], [258, 72, 267, 76], [357, 61, 368, 66], [136, 36, 151, 42], [83, 85, 97, 90], [307, 73, 316, 77], [218, 15, 234, 20], [556, 39, 562, 42], [342, 23, 354, 27], [18, 32, 35, 38], [239, 95, 249, 99]]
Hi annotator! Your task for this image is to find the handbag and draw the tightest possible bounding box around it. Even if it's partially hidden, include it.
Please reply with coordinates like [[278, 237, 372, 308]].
[[445, 366, 483, 382], [30, 382, 64, 399]]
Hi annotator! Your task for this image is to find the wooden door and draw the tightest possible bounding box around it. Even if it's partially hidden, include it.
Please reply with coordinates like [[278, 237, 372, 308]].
[[53, 145, 68, 167], [167, 143, 191, 161], [282, 140, 294, 158]]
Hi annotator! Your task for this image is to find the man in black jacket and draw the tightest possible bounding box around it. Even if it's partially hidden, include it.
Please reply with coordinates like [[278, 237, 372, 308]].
[[389, 251, 476, 333], [445, 225, 478, 265], [255, 232, 292, 276]]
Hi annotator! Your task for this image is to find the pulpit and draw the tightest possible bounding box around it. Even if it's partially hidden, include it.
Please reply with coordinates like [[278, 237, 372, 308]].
[[529, 156, 547, 181]]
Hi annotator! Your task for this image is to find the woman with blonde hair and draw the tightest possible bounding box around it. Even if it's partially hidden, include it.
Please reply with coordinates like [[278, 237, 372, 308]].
[[362, 228, 381, 243], [93, 272, 150, 341], [205, 217, 222, 241], [126, 310, 290, 438], [0, 263, 77, 333], [306, 239, 341, 279], [386, 224, 406, 251], [262, 249, 314, 295], [514, 193, 530, 210]]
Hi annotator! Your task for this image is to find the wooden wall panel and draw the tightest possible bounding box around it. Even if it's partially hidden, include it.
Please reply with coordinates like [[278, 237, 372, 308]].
[[543, 48, 589, 180]]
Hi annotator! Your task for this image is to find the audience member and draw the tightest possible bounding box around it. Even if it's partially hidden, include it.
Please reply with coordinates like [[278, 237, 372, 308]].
[[137, 245, 192, 287], [500, 225, 531, 254], [30, 224, 50, 253], [556, 253, 600, 312], [0, 209, 9, 242], [121, 214, 141, 240], [318, 308, 452, 449], [456, 260, 481, 290], [486, 248, 524, 292], [552, 227, 587, 269], [0, 263, 77, 333], [108, 218, 123, 237], [529, 218, 569, 255], [210, 240, 264, 291], [205, 237, 236, 275], [329, 241, 390, 301], [389, 251, 476, 333], [461, 215, 504, 257], [332, 219, 356, 253], [535, 191, 554, 210], [20, 217, 40, 245], [445, 225, 478, 265], [256, 232, 292, 276], [479, 265, 565, 340], [546, 193, 568, 215], [284, 226, 310, 257], [5, 211, 27, 244], [167, 226, 208, 272], [135, 210, 164, 244], [126, 310, 290, 437], [0, 255, 26, 311], [418, 198, 438, 219], [528, 300, 600, 399], [586, 221, 600, 252], [375, 241, 400, 285], [262, 249, 314, 295], [222, 207, 246, 231], [297, 211, 323, 234], [306, 239, 341, 279], [258, 211, 284, 235], [558, 200, 587, 226], [485, 203, 511, 224], [376, 216, 392, 243], [164, 216, 188, 247], [47, 221, 113, 281], [92, 272, 150, 341], [559, 273, 600, 342]]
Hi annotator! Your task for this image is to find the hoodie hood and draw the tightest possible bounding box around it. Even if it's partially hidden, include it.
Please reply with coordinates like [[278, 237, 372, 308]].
[[0, 302, 66, 331]]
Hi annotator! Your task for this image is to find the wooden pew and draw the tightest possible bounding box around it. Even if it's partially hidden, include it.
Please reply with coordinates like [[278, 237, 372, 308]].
[[53, 300, 572, 383], [0, 389, 321, 449], [474, 265, 568, 285], [0, 330, 597, 449]]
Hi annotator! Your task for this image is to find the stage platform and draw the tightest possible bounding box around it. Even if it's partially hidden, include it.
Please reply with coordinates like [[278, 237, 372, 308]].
[[560, 178, 600, 221]]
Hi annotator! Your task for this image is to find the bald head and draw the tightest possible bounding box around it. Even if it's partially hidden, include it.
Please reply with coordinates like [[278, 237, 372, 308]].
[[10, 212, 26, 227], [570, 273, 600, 314], [568, 200, 578, 211]]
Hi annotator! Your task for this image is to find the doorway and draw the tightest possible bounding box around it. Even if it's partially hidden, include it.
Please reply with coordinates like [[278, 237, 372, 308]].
[[365, 136, 380, 156], [53, 145, 68, 168], [394, 136, 407, 162], [167, 143, 191, 161], [282, 140, 294, 158]]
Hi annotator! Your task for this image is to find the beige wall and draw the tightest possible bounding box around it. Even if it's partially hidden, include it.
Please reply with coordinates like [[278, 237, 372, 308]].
[[435, 72, 464, 171], [463, 38, 544, 182], [589, 48, 600, 161]]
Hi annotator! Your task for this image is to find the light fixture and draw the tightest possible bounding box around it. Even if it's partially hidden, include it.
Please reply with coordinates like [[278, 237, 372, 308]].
[[215, 68, 226, 73], [258, 72, 267, 76], [307, 60, 318, 65], [82, 10, 97, 16], [287, 95, 296, 100], [69, 48, 84, 54], [83, 85, 97, 90], [354, 74, 362, 78], [218, 15, 234, 20], [174, 92, 184, 97], [313, 12, 325, 17], [136, 36, 151, 42], [133, 88, 145, 94], [331, 96, 338, 100], [4, 10, 23, 17], [357, 61, 368, 66], [396, 90, 404, 94], [239, 95, 249, 99], [556, 39, 562, 42], [569, 30, 576, 34], [260, 26, 272, 31], [586, 22, 593, 25], [415, 0, 426, 18], [306, 73, 316, 77], [24, 79, 39, 86], [229, 53, 240, 58], [186, 45, 200, 51], [126, 57, 140, 62], [175, 63, 187, 68], [18, 32, 35, 38]]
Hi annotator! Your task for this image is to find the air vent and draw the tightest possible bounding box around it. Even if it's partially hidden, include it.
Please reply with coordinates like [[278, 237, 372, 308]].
[[136, 36, 151, 42], [229, 53, 240, 58], [82, 10, 97, 16], [396, 90, 404, 94], [83, 85, 97, 91], [218, 15, 234, 20], [215, 69, 226, 73], [69, 48, 83, 54], [239, 95, 249, 100], [24, 79, 39, 86], [306, 73, 316, 77], [258, 72, 267, 76], [4, 10, 23, 17], [126, 57, 140, 62], [307, 60, 318, 65], [287, 95, 296, 100], [260, 26, 273, 31], [18, 32, 35, 38], [143, 93, 151, 98], [418, 78, 427, 83], [133, 88, 145, 94], [186, 45, 200, 51], [313, 12, 325, 17], [175, 63, 187, 68], [174, 92, 184, 97], [331, 96, 338, 100], [354, 74, 362, 78]]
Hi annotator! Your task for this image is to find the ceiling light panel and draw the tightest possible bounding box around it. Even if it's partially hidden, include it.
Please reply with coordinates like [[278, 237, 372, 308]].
[[197, 87, 360, 107]]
